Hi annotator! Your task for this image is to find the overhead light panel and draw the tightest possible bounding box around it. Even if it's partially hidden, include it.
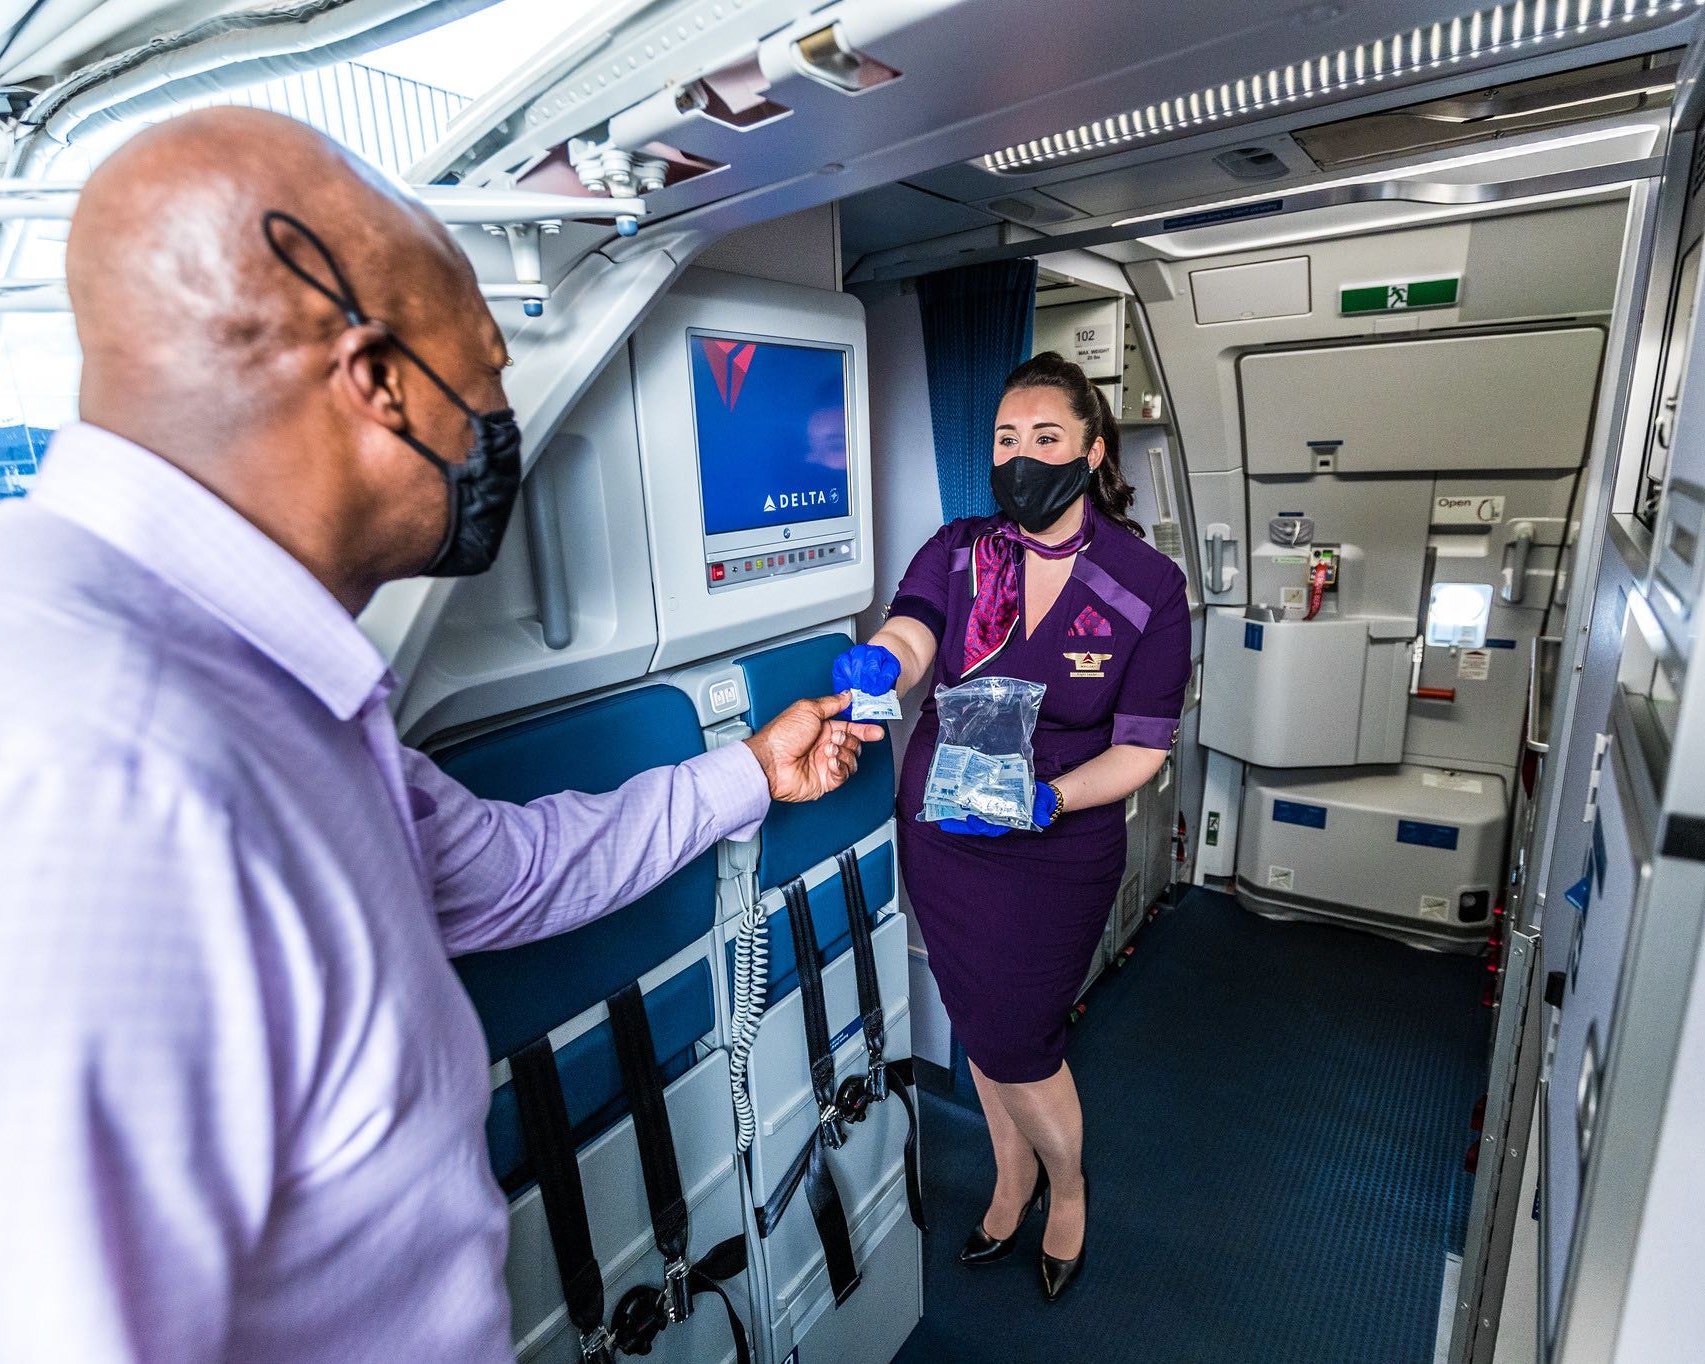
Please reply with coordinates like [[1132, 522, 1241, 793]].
[[981, 0, 1702, 174]]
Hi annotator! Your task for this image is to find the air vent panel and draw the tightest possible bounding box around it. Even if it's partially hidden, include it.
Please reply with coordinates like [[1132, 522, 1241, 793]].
[[984, 192, 1080, 225], [1213, 146, 1289, 181]]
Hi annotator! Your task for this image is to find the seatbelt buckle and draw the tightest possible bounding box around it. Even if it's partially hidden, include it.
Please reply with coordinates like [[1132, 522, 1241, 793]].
[[580, 1324, 615, 1364], [836, 1073, 872, 1125], [664, 1256, 692, 1324], [867, 1056, 888, 1103]]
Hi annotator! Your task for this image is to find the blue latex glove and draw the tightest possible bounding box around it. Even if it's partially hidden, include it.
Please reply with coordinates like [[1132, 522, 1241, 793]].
[[936, 813, 1011, 837], [831, 643, 902, 715], [939, 781, 1059, 837]]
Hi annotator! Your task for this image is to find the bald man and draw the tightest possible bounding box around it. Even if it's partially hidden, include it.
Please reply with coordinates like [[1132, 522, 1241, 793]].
[[0, 108, 878, 1361]]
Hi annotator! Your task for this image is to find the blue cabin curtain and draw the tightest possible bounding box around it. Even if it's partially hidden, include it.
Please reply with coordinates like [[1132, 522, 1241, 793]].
[[916, 260, 1038, 522]]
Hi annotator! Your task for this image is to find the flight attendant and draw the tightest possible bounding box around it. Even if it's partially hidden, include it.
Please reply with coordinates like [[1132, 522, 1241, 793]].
[[833, 351, 1191, 1300]]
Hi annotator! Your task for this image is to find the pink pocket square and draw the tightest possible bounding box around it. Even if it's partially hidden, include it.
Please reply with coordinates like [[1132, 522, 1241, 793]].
[[1068, 606, 1113, 638]]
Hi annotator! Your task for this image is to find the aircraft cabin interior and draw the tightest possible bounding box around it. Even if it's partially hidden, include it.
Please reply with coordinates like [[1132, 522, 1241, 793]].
[[5, 1, 1705, 1362]]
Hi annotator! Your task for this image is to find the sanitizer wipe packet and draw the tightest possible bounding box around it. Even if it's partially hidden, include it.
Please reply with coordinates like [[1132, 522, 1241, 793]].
[[919, 676, 1046, 831], [850, 689, 902, 721]]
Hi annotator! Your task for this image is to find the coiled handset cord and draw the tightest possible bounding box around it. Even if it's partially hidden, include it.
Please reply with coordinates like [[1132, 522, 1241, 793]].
[[728, 871, 768, 1153]]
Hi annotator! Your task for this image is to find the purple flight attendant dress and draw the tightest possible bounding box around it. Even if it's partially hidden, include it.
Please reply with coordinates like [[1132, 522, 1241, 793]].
[[892, 505, 1191, 1083]]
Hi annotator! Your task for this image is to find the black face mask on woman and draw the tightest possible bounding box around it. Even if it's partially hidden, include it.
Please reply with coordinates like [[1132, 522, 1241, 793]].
[[990, 454, 1092, 534], [261, 210, 522, 578]]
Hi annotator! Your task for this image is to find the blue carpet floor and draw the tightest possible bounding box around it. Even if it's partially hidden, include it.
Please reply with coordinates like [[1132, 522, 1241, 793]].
[[893, 889, 1489, 1364]]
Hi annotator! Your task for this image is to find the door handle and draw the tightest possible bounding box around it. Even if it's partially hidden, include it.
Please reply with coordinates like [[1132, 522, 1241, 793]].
[[1204, 523, 1235, 594], [1503, 522, 1535, 604], [1526, 635, 1562, 753], [1576, 1021, 1602, 1177]]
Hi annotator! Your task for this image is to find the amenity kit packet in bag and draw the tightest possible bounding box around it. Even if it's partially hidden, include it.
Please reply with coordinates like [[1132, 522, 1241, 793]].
[[920, 676, 1047, 830]]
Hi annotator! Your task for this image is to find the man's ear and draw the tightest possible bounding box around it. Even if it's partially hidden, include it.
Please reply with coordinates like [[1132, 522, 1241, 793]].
[[331, 323, 407, 431]]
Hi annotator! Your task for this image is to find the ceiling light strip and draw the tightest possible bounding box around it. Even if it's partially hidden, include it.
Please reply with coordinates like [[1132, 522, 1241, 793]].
[[982, 0, 1698, 172]]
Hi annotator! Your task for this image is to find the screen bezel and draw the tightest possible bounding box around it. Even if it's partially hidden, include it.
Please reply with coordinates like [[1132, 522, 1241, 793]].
[[686, 326, 860, 560]]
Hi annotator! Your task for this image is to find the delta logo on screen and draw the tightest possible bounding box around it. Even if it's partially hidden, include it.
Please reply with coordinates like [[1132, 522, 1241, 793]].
[[763, 490, 836, 513], [693, 333, 850, 537], [700, 337, 757, 408]]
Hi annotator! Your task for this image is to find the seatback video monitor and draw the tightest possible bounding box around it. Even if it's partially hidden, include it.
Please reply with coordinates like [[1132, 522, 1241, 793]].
[[688, 330, 857, 587]]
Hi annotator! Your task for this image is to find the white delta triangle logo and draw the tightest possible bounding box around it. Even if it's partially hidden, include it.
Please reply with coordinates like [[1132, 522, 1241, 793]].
[[764, 495, 776, 512]]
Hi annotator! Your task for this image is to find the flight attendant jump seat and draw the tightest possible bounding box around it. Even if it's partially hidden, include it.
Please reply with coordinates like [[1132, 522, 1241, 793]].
[[439, 685, 753, 1364], [724, 633, 922, 1364]]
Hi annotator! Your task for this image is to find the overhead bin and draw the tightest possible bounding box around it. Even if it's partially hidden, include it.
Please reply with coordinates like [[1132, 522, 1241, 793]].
[[1239, 327, 1605, 475]]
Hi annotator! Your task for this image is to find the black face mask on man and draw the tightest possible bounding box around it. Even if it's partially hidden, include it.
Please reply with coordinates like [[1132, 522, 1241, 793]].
[[990, 453, 1092, 534], [261, 210, 522, 578]]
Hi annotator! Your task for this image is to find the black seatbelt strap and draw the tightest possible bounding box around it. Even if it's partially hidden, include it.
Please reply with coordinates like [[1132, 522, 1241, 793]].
[[606, 984, 753, 1364], [780, 875, 862, 1304], [607, 983, 692, 1321], [687, 1234, 752, 1364], [835, 848, 927, 1234], [510, 1036, 614, 1364], [837, 848, 886, 1090], [785, 877, 844, 1148]]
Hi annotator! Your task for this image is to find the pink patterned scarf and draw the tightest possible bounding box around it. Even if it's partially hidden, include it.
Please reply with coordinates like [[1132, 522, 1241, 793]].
[[963, 509, 1095, 676]]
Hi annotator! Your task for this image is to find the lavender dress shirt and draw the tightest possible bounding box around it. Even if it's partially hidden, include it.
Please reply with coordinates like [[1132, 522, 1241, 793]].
[[0, 424, 770, 1361]]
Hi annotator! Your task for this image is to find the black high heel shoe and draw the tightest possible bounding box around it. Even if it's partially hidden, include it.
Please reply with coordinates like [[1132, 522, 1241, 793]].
[[959, 1164, 1049, 1266], [1040, 1172, 1086, 1302]]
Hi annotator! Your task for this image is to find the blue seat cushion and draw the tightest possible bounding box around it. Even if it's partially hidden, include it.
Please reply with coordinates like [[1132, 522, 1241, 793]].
[[488, 961, 714, 1194], [738, 633, 896, 890], [435, 685, 716, 1061], [725, 842, 895, 1012]]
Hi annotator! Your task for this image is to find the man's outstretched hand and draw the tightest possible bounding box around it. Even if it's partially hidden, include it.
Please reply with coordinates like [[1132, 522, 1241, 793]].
[[745, 693, 884, 803]]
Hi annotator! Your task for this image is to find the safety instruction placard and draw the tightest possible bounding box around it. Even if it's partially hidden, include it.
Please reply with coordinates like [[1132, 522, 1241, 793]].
[[1458, 650, 1492, 681], [1032, 300, 1123, 381]]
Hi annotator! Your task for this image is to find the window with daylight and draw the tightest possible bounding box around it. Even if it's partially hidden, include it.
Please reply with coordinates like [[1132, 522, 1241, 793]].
[[0, 0, 616, 492]]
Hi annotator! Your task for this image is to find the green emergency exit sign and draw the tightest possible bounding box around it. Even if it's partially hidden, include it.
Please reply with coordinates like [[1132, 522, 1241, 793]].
[[1340, 277, 1460, 315]]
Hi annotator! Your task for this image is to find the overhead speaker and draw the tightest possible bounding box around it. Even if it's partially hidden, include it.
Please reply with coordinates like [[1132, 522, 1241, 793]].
[[1212, 146, 1289, 182], [984, 193, 1079, 225]]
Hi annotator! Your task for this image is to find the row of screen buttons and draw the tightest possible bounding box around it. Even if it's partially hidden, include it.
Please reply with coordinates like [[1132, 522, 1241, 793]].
[[708, 541, 852, 586]]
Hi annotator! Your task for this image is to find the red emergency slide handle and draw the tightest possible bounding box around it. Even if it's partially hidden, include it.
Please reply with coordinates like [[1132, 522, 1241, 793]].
[[1414, 687, 1457, 702]]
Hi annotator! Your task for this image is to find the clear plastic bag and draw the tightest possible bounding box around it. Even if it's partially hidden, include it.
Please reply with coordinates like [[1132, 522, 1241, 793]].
[[920, 676, 1047, 830]]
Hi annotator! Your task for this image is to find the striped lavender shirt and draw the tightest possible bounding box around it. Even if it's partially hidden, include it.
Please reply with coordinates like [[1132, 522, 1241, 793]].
[[0, 424, 769, 1361]]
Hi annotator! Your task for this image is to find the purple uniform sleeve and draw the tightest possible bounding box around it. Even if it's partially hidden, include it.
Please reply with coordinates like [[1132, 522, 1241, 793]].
[[1113, 566, 1191, 750], [890, 522, 959, 642]]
